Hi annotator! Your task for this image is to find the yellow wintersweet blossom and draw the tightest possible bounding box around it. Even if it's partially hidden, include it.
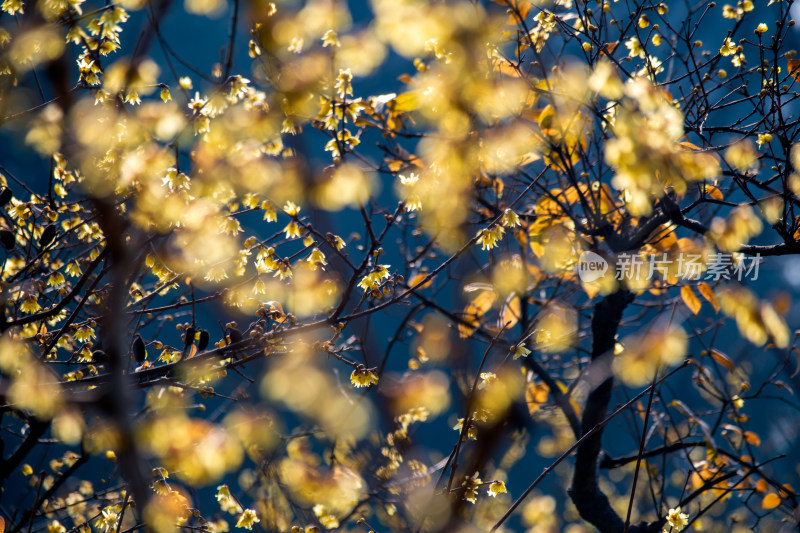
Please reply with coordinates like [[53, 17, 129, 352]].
[[488, 481, 507, 497], [96, 506, 121, 533], [283, 201, 301, 216], [306, 249, 327, 270], [453, 418, 478, 440], [216, 485, 243, 514], [720, 37, 738, 56], [47, 521, 66, 533], [358, 265, 390, 291], [476, 225, 505, 250], [321, 29, 340, 47], [20, 295, 41, 314], [513, 343, 531, 360], [350, 365, 379, 388], [263, 348, 375, 440], [501, 209, 520, 227], [1, 0, 24, 14], [462, 472, 482, 504], [283, 221, 302, 239], [335, 68, 354, 98], [625, 36, 645, 59], [235, 509, 259, 530], [665, 506, 689, 532], [397, 172, 422, 212]]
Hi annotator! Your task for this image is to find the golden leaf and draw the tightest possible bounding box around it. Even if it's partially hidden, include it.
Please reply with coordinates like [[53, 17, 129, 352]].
[[492, 58, 522, 77], [761, 492, 781, 510], [500, 295, 521, 329], [743, 430, 761, 446], [387, 159, 404, 172], [702, 184, 724, 201], [648, 224, 678, 252], [680, 285, 702, 315], [697, 282, 720, 312], [788, 59, 800, 82], [186, 344, 198, 359], [458, 290, 497, 338], [525, 382, 549, 415], [392, 92, 420, 112], [709, 348, 735, 372], [408, 273, 432, 290], [603, 41, 619, 55]]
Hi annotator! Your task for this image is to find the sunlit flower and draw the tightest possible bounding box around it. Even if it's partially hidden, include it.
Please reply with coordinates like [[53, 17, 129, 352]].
[[74, 325, 95, 342], [2, 0, 24, 14], [488, 481, 507, 497], [96, 507, 119, 533], [248, 39, 261, 58], [664, 507, 689, 532], [313, 505, 340, 529], [453, 418, 477, 440], [513, 343, 531, 360], [306, 248, 327, 270], [625, 36, 645, 58], [335, 68, 354, 98], [283, 201, 301, 216], [476, 225, 505, 250], [215, 485, 243, 515], [252, 277, 266, 295], [399, 172, 419, 186], [462, 472, 482, 504], [720, 37, 737, 56], [20, 296, 41, 314], [283, 221, 302, 239], [48, 520, 66, 533], [261, 201, 277, 222], [188, 92, 207, 113], [204, 266, 229, 282], [350, 365, 379, 387], [501, 208, 520, 227], [322, 29, 340, 48], [235, 509, 259, 530], [357, 265, 390, 291], [288, 37, 304, 54]]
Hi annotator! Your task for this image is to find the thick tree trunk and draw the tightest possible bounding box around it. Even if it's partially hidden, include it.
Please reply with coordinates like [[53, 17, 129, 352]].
[[569, 290, 632, 533]]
